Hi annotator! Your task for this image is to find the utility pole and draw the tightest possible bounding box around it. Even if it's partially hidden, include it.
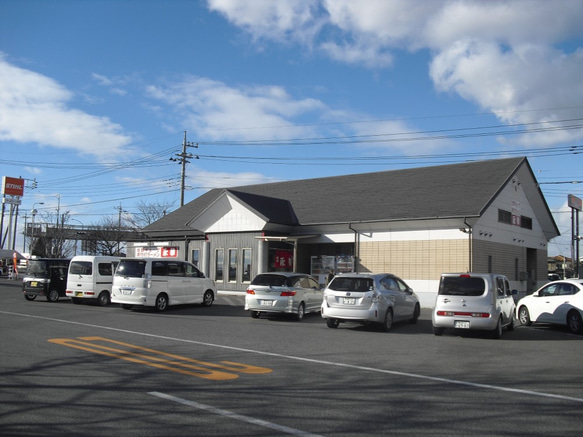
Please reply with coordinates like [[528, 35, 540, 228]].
[[170, 131, 198, 207]]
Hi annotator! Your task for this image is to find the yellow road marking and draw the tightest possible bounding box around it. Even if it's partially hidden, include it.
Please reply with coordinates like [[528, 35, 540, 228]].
[[49, 336, 272, 380]]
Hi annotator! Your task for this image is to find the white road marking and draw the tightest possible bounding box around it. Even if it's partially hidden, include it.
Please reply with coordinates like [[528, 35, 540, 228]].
[[4, 310, 583, 405], [149, 391, 322, 436]]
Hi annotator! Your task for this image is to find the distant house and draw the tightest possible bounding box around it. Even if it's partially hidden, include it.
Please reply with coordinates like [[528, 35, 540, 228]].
[[128, 157, 559, 307]]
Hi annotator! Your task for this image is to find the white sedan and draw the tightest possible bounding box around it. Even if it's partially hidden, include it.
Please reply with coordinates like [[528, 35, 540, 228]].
[[516, 279, 583, 334]]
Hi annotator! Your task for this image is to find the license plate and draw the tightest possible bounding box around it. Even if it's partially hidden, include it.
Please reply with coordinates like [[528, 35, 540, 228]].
[[121, 289, 132, 295], [454, 320, 470, 329], [76, 292, 83, 297], [343, 298, 356, 305], [31, 281, 38, 287], [261, 300, 273, 306]]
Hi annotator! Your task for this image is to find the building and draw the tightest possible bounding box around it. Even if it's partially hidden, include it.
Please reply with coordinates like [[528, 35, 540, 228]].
[[128, 157, 559, 307]]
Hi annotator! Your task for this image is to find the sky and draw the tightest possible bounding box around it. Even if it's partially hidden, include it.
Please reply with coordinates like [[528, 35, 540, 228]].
[[1, 0, 583, 257]]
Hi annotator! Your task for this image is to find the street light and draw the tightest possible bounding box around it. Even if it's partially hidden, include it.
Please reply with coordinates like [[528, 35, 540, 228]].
[[69, 218, 84, 256], [29, 202, 44, 254]]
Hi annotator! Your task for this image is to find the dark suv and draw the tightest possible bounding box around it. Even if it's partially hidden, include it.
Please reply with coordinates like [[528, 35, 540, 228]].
[[23, 258, 71, 302]]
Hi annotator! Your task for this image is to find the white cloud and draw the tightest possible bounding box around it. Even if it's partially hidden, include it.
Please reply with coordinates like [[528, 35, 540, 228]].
[[206, 0, 583, 147], [0, 55, 133, 158], [146, 76, 327, 141]]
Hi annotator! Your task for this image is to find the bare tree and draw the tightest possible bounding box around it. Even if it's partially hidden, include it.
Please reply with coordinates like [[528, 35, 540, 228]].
[[126, 199, 175, 230], [31, 210, 75, 258], [85, 217, 127, 256]]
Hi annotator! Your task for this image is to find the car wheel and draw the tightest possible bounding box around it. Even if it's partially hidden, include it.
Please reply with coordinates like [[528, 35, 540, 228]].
[[97, 291, 110, 306], [121, 304, 132, 310], [295, 302, 305, 321], [155, 293, 169, 312], [46, 288, 59, 302], [326, 318, 339, 328], [518, 306, 532, 326], [381, 308, 393, 332], [250, 311, 260, 319], [433, 326, 444, 336], [491, 317, 503, 339], [507, 314, 515, 331], [202, 290, 214, 307], [567, 310, 583, 334], [24, 293, 36, 301], [409, 303, 420, 324]]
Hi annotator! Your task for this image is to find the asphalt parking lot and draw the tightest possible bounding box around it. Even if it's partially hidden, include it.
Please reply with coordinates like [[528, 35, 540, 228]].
[[1, 278, 582, 436]]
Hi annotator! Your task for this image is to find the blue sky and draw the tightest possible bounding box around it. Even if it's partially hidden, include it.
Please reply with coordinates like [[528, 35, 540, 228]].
[[1, 0, 583, 257]]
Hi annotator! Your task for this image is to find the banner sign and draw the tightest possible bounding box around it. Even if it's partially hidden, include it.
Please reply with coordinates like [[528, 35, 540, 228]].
[[135, 246, 179, 258], [2, 177, 25, 197]]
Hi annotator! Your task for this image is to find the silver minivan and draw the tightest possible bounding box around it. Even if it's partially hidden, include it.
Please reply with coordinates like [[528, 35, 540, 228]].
[[432, 273, 516, 338], [111, 258, 216, 312]]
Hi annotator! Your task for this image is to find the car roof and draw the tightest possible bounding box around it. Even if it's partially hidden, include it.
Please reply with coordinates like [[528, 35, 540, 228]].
[[548, 279, 583, 285], [257, 272, 308, 277], [333, 273, 396, 279]]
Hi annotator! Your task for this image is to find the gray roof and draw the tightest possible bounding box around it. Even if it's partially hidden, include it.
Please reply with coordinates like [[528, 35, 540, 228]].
[[144, 157, 558, 237]]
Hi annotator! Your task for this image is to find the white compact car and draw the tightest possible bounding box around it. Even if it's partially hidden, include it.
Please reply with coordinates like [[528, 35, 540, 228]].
[[432, 273, 516, 338], [516, 279, 583, 334], [321, 273, 420, 331]]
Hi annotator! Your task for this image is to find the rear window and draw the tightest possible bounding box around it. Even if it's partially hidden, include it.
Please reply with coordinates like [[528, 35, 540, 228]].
[[70, 261, 92, 275], [115, 260, 147, 278], [26, 260, 49, 277], [439, 276, 486, 296], [328, 277, 374, 292], [251, 274, 290, 287]]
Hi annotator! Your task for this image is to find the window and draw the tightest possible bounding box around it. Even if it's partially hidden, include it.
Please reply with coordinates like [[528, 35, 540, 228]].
[[521, 216, 533, 230], [167, 262, 185, 277], [191, 249, 200, 268], [242, 249, 252, 282], [215, 249, 224, 282], [228, 249, 237, 282], [185, 263, 203, 278], [70, 261, 92, 275], [98, 262, 113, 276], [498, 209, 512, 224]]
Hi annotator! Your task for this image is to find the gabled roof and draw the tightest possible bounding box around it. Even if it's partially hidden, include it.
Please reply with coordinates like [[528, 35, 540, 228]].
[[143, 157, 559, 238]]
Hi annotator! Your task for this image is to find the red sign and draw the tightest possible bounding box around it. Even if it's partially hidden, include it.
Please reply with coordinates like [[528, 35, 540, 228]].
[[273, 250, 293, 269], [160, 247, 178, 257], [2, 177, 25, 197]]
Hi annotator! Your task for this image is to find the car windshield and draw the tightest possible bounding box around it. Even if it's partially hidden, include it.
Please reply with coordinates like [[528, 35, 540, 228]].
[[115, 260, 147, 278], [251, 274, 290, 287], [439, 276, 486, 296], [328, 277, 374, 292], [26, 260, 49, 277]]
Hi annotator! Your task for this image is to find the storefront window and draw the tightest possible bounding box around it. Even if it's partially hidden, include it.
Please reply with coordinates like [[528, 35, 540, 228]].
[[191, 249, 200, 268], [242, 249, 252, 282], [215, 249, 224, 282], [228, 249, 237, 282]]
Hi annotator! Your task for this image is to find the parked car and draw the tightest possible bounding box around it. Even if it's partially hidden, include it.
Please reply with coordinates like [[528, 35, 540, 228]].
[[321, 273, 420, 331], [516, 279, 583, 334], [111, 258, 216, 312], [22, 258, 71, 302], [432, 273, 516, 339], [66, 255, 120, 306], [245, 272, 322, 321]]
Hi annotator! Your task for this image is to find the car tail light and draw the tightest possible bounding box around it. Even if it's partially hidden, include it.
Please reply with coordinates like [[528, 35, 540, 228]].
[[280, 290, 297, 296], [246, 289, 255, 295], [436, 311, 490, 318]]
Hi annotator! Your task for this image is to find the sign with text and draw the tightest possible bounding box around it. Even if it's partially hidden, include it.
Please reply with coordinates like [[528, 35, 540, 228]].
[[2, 176, 25, 197], [135, 246, 179, 258]]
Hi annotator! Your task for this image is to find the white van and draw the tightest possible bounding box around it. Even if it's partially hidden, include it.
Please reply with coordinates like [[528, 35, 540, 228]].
[[111, 258, 216, 312], [66, 256, 120, 306], [432, 273, 517, 339]]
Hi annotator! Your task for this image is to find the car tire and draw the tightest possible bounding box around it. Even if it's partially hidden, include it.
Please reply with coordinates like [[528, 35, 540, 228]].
[[155, 293, 169, 312], [326, 318, 339, 328], [46, 288, 59, 302], [381, 308, 393, 332], [121, 304, 132, 310], [567, 310, 583, 334], [97, 291, 110, 306], [24, 293, 36, 301], [409, 303, 420, 324], [250, 311, 260, 319], [518, 306, 532, 326], [295, 302, 305, 321], [202, 290, 214, 307], [491, 317, 503, 339], [507, 314, 515, 331], [433, 326, 444, 336]]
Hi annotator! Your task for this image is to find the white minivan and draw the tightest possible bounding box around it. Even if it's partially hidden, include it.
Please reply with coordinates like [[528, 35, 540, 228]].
[[111, 258, 216, 312], [66, 255, 120, 306]]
